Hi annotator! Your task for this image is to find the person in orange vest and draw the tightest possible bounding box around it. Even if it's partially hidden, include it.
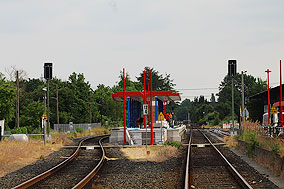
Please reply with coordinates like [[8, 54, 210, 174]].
[[165, 113, 169, 120], [136, 117, 144, 128], [168, 113, 172, 121], [165, 113, 173, 127]]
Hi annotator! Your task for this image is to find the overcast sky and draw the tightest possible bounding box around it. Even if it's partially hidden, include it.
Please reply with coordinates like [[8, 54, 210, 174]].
[[0, 0, 284, 100]]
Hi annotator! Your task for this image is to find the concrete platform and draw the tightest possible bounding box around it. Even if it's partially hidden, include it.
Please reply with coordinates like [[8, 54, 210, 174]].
[[167, 126, 186, 142], [109, 125, 186, 145]]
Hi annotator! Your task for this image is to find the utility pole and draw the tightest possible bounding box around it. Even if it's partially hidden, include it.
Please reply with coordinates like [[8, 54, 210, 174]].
[[123, 68, 126, 144], [89, 94, 92, 123], [241, 71, 246, 134], [188, 112, 190, 123], [280, 60, 283, 126], [241, 71, 245, 115], [241, 71, 247, 121], [56, 85, 59, 124], [266, 69, 271, 135], [16, 71, 20, 128]]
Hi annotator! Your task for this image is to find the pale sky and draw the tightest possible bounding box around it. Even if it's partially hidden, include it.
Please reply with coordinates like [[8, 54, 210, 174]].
[[0, 0, 284, 100]]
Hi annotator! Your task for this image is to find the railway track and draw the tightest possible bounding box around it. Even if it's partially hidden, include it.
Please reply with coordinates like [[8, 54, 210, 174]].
[[184, 129, 252, 189], [12, 135, 109, 189]]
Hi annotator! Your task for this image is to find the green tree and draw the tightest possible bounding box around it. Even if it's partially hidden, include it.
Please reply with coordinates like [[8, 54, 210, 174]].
[[117, 71, 143, 91], [217, 73, 266, 122], [136, 67, 176, 91], [20, 99, 44, 132], [0, 73, 16, 127], [94, 84, 123, 124]]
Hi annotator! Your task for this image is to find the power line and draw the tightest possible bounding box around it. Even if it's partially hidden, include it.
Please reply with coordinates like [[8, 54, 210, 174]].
[[176, 88, 218, 91], [182, 95, 211, 97]]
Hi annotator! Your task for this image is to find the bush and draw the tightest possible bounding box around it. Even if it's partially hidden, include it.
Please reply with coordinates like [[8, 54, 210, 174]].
[[164, 141, 182, 149], [11, 127, 28, 134], [241, 130, 259, 157], [76, 127, 83, 133]]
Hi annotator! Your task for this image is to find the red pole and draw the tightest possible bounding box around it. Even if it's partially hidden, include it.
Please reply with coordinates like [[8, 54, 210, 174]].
[[167, 101, 168, 113], [280, 60, 283, 126], [144, 70, 147, 129], [266, 69, 271, 132], [163, 101, 165, 115], [150, 69, 153, 145], [148, 83, 151, 126], [123, 68, 126, 144]]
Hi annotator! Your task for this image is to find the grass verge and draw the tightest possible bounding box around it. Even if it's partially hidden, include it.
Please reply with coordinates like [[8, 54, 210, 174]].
[[0, 127, 109, 177]]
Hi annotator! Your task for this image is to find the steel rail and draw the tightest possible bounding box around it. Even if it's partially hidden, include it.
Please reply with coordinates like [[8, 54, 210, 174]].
[[184, 127, 192, 189], [72, 135, 108, 189], [12, 134, 109, 189], [200, 130, 253, 189]]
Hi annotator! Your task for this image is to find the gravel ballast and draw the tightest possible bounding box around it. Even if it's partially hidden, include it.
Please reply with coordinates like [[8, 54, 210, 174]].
[[0, 128, 279, 188], [206, 131, 278, 188], [91, 147, 186, 189], [0, 148, 75, 188]]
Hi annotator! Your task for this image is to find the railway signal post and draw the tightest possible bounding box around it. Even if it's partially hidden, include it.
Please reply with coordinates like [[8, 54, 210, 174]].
[[44, 63, 53, 137], [228, 60, 237, 131]]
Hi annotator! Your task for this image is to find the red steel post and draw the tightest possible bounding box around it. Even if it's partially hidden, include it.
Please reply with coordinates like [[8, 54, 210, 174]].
[[266, 69, 271, 134], [143, 70, 147, 129], [150, 69, 153, 145], [148, 96, 150, 126], [164, 101, 165, 115], [123, 68, 126, 144], [280, 60, 283, 126], [167, 101, 168, 113]]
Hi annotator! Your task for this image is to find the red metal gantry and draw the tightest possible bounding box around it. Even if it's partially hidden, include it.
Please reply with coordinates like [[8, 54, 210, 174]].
[[112, 68, 181, 145]]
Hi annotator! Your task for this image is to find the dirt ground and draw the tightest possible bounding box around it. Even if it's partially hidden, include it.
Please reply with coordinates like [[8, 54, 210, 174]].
[[119, 146, 181, 162], [0, 140, 62, 177]]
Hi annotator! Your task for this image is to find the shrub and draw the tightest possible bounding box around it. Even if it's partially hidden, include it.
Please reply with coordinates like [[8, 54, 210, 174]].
[[11, 127, 28, 134], [164, 141, 182, 149], [241, 130, 259, 157], [76, 127, 83, 133]]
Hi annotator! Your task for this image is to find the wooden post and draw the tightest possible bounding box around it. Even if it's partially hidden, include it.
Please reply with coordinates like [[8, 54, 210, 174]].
[[89, 93, 92, 124], [16, 71, 20, 128], [266, 69, 271, 134], [123, 68, 126, 144], [280, 60, 283, 126], [56, 85, 59, 124]]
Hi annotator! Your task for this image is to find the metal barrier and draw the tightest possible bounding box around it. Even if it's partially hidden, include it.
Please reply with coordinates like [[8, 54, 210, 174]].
[[54, 123, 101, 133]]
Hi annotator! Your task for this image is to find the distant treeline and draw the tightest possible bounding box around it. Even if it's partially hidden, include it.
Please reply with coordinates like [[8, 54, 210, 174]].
[[0, 67, 177, 134], [0, 67, 266, 134]]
